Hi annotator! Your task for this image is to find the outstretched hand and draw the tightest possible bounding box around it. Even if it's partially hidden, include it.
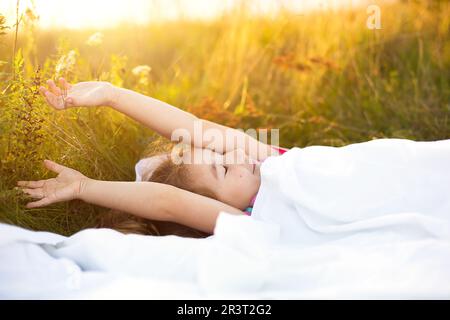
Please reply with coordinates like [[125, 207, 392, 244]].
[[17, 160, 89, 208], [39, 78, 114, 110]]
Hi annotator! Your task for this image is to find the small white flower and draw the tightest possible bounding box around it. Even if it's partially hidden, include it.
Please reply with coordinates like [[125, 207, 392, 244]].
[[86, 32, 104, 46], [55, 50, 77, 76], [132, 65, 151, 77], [65, 50, 76, 66]]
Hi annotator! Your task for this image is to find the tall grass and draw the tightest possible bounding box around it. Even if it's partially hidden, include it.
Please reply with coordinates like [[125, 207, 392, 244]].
[[0, 1, 449, 235]]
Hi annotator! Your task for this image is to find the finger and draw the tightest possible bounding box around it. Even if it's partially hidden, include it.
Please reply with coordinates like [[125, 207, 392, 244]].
[[43, 90, 65, 110], [21, 188, 45, 199], [40, 86, 57, 106], [58, 78, 73, 108], [43, 159, 67, 174], [39, 86, 48, 97], [62, 95, 74, 108], [59, 77, 73, 90], [26, 198, 52, 209], [64, 96, 74, 106], [47, 79, 62, 96], [40, 88, 64, 109], [17, 180, 45, 188]]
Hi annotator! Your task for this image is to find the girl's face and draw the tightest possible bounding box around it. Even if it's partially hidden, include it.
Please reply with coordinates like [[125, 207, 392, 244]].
[[183, 147, 261, 209]]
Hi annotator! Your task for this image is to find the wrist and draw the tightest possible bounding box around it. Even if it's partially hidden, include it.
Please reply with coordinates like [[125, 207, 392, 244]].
[[106, 84, 121, 109], [77, 177, 93, 201]]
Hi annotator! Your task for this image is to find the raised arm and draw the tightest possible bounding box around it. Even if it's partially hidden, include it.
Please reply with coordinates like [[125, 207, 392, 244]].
[[40, 79, 280, 162], [17, 160, 243, 234], [109, 86, 279, 161]]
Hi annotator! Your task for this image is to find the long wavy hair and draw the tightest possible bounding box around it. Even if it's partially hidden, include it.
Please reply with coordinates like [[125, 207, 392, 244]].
[[96, 138, 217, 238]]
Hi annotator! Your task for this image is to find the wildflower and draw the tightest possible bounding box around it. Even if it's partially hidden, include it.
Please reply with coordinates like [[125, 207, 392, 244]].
[[25, 7, 39, 23], [132, 65, 152, 86], [0, 14, 8, 36], [55, 50, 77, 77], [86, 32, 104, 47], [132, 65, 151, 77]]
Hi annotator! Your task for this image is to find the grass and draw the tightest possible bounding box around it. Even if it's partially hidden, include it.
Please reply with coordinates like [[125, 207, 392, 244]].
[[0, 1, 449, 236]]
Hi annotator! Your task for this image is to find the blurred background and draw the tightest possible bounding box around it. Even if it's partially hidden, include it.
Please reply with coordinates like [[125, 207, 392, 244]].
[[0, 0, 449, 235]]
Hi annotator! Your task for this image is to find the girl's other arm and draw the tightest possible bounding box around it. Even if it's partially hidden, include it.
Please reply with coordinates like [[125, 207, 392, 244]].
[[18, 160, 241, 234], [79, 179, 244, 234]]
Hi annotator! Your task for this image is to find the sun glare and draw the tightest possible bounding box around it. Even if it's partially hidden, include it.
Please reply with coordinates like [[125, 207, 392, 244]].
[[0, 0, 371, 29]]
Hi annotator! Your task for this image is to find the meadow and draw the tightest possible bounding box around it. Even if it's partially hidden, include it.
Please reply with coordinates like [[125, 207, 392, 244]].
[[0, 1, 449, 236]]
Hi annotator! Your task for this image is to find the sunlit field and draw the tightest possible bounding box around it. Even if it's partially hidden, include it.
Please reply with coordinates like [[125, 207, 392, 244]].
[[0, 0, 449, 236]]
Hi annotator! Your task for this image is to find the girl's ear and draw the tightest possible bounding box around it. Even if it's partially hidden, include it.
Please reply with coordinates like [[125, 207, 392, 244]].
[[135, 153, 169, 181]]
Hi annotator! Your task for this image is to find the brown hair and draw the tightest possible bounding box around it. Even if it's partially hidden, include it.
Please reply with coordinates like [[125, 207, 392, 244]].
[[97, 138, 216, 238]]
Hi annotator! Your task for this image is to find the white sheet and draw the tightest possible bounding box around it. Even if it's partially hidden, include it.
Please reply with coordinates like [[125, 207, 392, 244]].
[[253, 138, 450, 245], [1, 138, 449, 299]]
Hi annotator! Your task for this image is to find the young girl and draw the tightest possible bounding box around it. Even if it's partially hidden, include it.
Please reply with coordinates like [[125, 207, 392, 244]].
[[17, 78, 286, 236]]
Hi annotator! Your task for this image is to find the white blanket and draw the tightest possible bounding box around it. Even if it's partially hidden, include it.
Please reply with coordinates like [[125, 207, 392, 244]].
[[1, 138, 449, 299], [253, 138, 450, 245]]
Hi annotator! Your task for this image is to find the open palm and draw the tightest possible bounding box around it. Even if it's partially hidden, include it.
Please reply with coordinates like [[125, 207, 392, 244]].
[[17, 160, 88, 208], [39, 78, 113, 110]]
